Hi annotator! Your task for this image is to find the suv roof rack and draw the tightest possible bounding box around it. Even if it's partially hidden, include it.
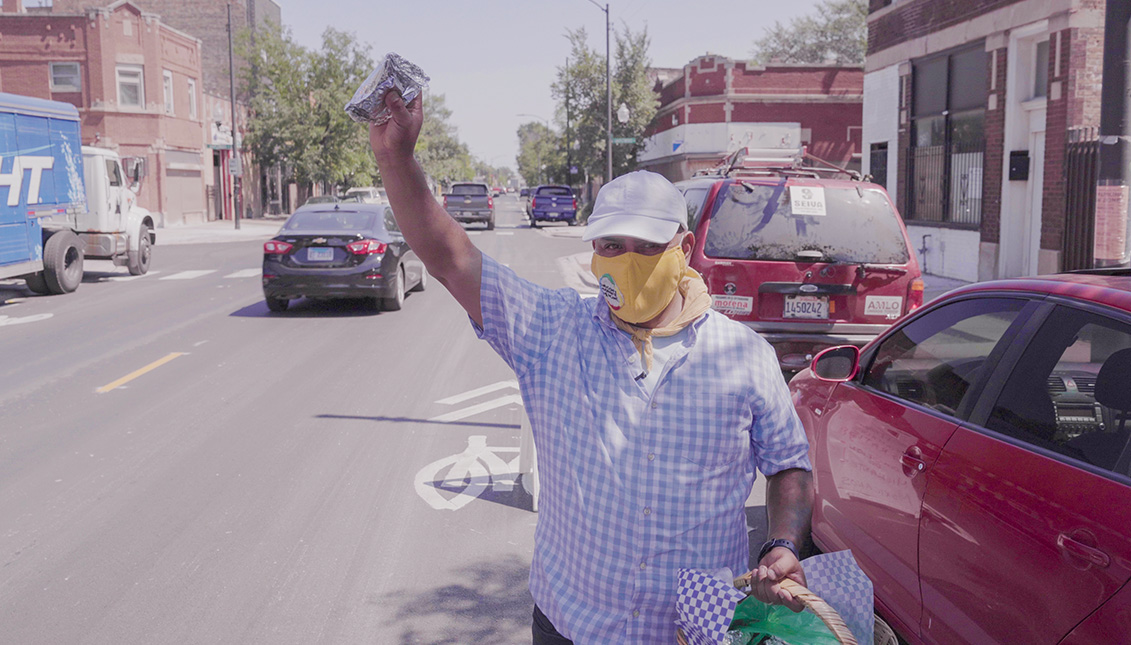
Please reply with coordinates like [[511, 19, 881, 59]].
[[693, 146, 863, 181]]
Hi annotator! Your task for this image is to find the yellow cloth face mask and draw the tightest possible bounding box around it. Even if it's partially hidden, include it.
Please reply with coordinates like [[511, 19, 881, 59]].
[[591, 246, 686, 324]]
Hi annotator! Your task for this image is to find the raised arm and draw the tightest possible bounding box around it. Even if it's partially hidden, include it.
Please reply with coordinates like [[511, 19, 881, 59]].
[[369, 91, 483, 325]]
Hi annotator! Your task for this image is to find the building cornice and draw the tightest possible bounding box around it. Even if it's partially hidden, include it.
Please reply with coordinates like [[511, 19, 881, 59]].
[[657, 94, 863, 116]]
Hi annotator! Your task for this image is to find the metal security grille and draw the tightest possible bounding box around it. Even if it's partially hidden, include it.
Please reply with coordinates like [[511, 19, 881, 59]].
[[1063, 127, 1100, 271], [907, 141, 984, 226]]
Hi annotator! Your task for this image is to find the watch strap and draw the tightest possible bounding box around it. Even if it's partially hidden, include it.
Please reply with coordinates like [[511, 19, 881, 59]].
[[758, 538, 798, 563]]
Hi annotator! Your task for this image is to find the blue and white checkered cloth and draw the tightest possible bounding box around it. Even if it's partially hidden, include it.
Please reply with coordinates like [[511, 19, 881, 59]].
[[676, 569, 748, 645], [473, 255, 812, 644]]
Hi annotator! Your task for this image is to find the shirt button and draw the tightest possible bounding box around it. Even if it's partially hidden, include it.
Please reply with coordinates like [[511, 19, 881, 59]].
[[633, 610, 640, 618], [628, 354, 638, 363], [643, 507, 652, 516], [650, 401, 658, 409], [640, 561, 647, 569], [647, 453, 655, 461]]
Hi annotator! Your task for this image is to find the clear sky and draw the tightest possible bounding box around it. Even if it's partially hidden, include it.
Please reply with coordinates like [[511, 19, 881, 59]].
[[276, 0, 827, 171]]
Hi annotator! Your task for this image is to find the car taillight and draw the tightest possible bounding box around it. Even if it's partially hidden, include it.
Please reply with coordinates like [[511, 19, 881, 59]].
[[346, 239, 388, 255], [263, 240, 293, 254], [909, 278, 925, 311], [531, 197, 537, 209], [488, 196, 494, 209], [572, 198, 578, 210], [443, 195, 449, 208]]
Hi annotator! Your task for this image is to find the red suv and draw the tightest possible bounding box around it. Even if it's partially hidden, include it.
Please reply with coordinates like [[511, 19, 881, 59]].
[[675, 151, 923, 372], [791, 269, 1131, 644]]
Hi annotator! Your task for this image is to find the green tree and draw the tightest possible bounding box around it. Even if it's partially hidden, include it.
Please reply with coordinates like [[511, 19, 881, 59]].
[[305, 28, 377, 190], [550, 25, 657, 184], [416, 93, 474, 189], [751, 0, 867, 66], [516, 121, 565, 186]]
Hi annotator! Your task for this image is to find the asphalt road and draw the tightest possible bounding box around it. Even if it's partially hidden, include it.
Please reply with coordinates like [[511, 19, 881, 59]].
[[0, 196, 768, 644]]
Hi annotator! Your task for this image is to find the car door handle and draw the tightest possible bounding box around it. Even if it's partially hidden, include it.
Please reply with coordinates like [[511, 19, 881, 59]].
[[1057, 533, 1110, 568], [900, 446, 925, 477]]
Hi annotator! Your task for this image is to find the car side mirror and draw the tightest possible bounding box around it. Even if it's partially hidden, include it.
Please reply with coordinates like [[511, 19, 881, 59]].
[[812, 345, 860, 382]]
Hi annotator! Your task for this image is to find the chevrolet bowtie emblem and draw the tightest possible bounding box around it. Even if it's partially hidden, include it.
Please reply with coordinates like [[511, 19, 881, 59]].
[[312, 237, 327, 244]]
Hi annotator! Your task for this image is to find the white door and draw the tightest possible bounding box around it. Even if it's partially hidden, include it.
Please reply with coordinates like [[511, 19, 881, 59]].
[[1024, 131, 1045, 275]]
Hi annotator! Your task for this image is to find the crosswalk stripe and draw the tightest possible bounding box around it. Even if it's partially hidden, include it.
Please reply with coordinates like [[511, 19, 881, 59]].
[[159, 270, 216, 281], [224, 269, 261, 279], [108, 271, 161, 282]]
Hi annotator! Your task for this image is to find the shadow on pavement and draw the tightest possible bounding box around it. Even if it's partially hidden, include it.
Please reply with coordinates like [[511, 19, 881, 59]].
[[229, 297, 382, 318], [380, 555, 533, 645], [419, 475, 535, 513], [315, 413, 520, 430]]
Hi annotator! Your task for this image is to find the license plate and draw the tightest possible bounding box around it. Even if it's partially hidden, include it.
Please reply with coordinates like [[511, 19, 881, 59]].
[[307, 247, 334, 261], [462, 211, 475, 217], [783, 295, 828, 319], [547, 212, 559, 217]]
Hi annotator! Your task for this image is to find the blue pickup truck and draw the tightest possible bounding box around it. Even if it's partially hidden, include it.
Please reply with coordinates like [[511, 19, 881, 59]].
[[527, 184, 577, 228], [0, 92, 153, 294]]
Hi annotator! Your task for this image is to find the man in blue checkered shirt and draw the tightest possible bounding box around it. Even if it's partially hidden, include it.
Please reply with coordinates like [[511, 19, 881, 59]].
[[370, 91, 814, 644]]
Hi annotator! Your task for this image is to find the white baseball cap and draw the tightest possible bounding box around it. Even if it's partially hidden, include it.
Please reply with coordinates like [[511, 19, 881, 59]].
[[582, 170, 688, 244]]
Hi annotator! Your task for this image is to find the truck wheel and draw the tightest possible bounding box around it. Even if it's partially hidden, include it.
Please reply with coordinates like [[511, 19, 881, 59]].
[[265, 297, 289, 312], [530, 219, 538, 229], [24, 273, 49, 295], [486, 217, 495, 231], [128, 224, 152, 275], [43, 230, 83, 294]]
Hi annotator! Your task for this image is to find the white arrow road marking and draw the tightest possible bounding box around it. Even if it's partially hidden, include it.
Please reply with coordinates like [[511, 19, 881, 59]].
[[0, 313, 52, 326], [414, 436, 521, 510], [160, 270, 216, 281], [435, 380, 519, 405], [108, 271, 161, 282], [224, 268, 261, 279], [428, 394, 523, 423]]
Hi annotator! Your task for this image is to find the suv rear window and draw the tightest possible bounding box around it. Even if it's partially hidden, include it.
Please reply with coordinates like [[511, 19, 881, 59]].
[[450, 184, 488, 195], [703, 182, 910, 264], [536, 186, 572, 196], [284, 211, 378, 231]]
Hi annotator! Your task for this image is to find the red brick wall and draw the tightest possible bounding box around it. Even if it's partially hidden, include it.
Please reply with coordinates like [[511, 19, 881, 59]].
[[687, 102, 726, 124], [869, 0, 1025, 54], [982, 48, 1007, 245]]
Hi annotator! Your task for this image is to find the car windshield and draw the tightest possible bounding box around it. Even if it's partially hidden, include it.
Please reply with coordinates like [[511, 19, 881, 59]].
[[536, 186, 571, 196], [304, 196, 337, 204], [283, 210, 379, 231], [450, 184, 487, 195], [703, 182, 910, 264]]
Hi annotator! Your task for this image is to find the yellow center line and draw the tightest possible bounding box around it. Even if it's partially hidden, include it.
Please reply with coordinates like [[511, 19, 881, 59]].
[[96, 352, 187, 394]]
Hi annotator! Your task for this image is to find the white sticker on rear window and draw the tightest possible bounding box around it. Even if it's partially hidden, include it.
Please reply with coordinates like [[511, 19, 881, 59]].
[[790, 186, 827, 216], [864, 295, 903, 319], [711, 295, 753, 316]]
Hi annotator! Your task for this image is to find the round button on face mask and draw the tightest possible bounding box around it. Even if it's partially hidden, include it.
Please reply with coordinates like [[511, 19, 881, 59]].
[[591, 246, 685, 324]]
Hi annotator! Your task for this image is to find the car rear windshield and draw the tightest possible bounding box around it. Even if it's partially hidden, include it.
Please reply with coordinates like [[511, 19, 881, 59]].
[[284, 210, 379, 231], [536, 186, 572, 196], [703, 182, 910, 264], [450, 184, 488, 195]]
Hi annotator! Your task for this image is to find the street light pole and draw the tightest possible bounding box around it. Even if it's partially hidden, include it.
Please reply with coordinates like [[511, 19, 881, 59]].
[[227, 3, 241, 230], [584, 0, 612, 184]]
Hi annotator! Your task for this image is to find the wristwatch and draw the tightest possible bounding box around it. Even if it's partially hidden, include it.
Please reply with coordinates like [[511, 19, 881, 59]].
[[758, 538, 799, 563]]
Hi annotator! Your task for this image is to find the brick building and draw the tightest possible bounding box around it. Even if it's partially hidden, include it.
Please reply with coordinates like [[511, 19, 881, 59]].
[[53, 0, 282, 220], [639, 55, 864, 182], [0, 0, 208, 225], [863, 0, 1107, 281]]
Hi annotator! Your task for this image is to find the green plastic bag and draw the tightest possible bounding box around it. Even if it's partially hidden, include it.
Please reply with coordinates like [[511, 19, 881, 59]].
[[727, 596, 840, 645]]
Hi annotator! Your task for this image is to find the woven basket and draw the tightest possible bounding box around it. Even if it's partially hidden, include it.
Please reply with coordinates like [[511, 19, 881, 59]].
[[676, 575, 858, 645]]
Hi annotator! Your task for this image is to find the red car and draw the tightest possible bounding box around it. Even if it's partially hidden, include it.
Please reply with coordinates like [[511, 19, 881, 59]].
[[675, 154, 923, 373], [790, 269, 1131, 644]]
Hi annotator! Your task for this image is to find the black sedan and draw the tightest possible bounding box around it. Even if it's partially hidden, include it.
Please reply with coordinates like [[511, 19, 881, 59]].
[[261, 203, 426, 312]]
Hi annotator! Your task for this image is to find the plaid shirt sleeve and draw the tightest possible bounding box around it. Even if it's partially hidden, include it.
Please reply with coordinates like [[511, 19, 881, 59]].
[[472, 253, 580, 377], [748, 335, 813, 477]]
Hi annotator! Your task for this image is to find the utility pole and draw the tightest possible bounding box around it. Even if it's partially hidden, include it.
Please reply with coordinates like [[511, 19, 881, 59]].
[[584, 0, 611, 184], [1098, 1, 1131, 267], [565, 57, 572, 191], [227, 3, 241, 230]]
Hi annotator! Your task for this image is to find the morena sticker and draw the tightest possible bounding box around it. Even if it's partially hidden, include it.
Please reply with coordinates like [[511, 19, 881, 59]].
[[599, 273, 623, 310]]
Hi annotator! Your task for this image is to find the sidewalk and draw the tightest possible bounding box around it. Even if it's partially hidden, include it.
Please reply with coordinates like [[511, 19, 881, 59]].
[[156, 215, 287, 246], [922, 273, 971, 305]]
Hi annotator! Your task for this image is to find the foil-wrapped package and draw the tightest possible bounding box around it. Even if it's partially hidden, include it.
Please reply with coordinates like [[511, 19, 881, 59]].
[[345, 53, 430, 125]]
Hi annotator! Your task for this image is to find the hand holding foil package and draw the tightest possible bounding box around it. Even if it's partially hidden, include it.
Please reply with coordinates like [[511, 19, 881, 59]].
[[345, 53, 430, 126]]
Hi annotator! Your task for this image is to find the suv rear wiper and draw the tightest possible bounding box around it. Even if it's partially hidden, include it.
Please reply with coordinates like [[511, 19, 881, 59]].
[[856, 264, 908, 279]]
